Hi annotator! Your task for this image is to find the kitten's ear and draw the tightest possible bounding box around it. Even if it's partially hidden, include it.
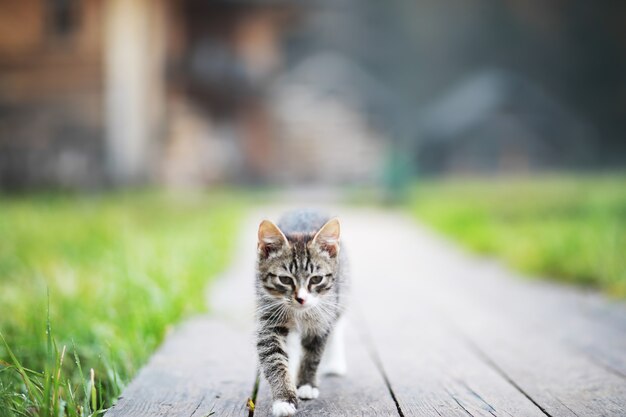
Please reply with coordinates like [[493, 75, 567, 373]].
[[258, 220, 289, 257], [312, 218, 340, 257]]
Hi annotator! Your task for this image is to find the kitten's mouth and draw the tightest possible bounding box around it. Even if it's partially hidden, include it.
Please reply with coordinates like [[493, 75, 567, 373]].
[[292, 300, 313, 310]]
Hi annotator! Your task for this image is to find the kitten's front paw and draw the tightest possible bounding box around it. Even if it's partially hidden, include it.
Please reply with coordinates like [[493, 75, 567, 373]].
[[272, 400, 297, 416], [297, 384, 319, 400]]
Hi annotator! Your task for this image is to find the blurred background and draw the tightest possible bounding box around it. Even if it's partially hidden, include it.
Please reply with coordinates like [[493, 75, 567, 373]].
[[1, 0, 625, 190], [0, 2, 625, 416]]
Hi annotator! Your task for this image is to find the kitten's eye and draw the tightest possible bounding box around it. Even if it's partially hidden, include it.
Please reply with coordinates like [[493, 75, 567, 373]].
[[278, 275, 293, 286], [309, 275, 323, 285]]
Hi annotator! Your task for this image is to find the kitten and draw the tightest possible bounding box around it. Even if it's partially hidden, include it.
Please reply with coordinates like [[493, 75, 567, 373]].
[[255, 210, 348, 417]]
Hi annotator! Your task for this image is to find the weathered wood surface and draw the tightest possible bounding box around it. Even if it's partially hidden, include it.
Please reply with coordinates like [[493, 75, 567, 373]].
[[105, 207, 626, 417], [254, 315, 400, 416], [105, 318, 256, 417], [344, 212, 626, 417]]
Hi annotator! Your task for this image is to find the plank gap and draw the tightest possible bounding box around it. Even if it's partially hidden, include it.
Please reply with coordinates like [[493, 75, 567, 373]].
[[576, 347, 626, 380], [356, 311, 406, 417], [188, 395, 205, 417], [457, 380, 499, 416], [447, 390, 475, 417], [456, 332, 553, 417]]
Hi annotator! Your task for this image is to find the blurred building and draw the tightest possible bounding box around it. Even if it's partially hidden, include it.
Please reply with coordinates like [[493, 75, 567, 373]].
[[1, 1, 624, 189], [268, 53, 388, 185], [0, 0, 343, 189], [414, 70, 596, 174], [0, 0, 106, 188]]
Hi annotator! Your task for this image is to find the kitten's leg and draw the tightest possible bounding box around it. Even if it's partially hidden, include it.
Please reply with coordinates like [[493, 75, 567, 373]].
[[296, 332, 328, 400], [319, 317, 347, 376], [257, 325, 298, 416], [286, 329, 301, 381]]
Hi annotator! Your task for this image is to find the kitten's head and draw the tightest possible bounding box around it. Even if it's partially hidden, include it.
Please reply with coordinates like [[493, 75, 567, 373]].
[[256, 218, 340, 310]]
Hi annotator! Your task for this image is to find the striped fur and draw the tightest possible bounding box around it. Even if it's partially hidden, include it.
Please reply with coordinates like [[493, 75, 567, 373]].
[[255, 210, 348, 415]]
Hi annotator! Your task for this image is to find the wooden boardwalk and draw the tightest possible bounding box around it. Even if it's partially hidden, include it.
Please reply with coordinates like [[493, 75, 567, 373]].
[[106, 208, 626, 417]]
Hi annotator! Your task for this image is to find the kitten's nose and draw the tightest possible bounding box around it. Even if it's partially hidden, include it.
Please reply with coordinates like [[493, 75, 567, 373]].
[[296, 288, 308, 305]]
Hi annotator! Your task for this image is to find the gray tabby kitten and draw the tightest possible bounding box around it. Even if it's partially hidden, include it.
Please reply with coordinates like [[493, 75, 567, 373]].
[[255, 210, 347, 417]]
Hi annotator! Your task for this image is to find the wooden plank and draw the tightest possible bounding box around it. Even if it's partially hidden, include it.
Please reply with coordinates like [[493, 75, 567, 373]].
[[416, 235, 626, 379], [339, 212, 548, 416], [444, 260, 626, 379], [430, 275, 626, 417], [105, 208, 626, 417], [254, 314, 399, 416], [342, 211, 626, 417], [404, 226, 626, 416], [105, 317, 256, 417], [356, 302, 547, 417]]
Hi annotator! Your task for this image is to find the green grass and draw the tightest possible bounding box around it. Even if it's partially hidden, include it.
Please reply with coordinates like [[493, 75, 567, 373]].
[[0, 191, 244, 416], [409, 175, 626, 297]]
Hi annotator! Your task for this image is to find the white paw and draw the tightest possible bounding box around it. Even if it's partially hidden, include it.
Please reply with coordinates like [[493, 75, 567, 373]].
[[272, 400, 297, 416], [297, 384, 319, 400]]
